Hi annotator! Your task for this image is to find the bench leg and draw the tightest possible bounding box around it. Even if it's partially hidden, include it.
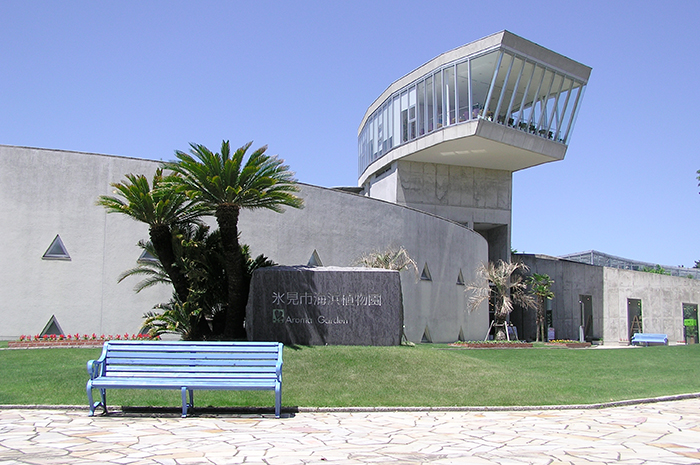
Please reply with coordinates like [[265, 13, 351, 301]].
[[181, 387, 188, 418], [275, 385, 281, 418], [86, 384, 107, 416]]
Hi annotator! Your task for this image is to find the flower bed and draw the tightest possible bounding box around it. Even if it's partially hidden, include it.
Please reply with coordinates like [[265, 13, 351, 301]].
[[8, 333, 158, 349], [448, 341, 533, 349], [544, 340, 591, 348]]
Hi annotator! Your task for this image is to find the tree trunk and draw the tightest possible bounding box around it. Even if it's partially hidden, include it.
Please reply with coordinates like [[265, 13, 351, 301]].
[[216, 204, 247, 340], [149, 224, 189, 304]]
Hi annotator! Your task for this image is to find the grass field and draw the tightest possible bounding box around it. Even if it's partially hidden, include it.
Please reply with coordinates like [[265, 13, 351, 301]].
[[1, 343, 699, 410]]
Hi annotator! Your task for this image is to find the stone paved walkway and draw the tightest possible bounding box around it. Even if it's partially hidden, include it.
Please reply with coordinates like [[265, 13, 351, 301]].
[[1, 399, 700, 464]]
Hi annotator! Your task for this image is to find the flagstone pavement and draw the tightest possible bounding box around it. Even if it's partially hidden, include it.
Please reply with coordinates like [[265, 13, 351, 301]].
[[1, 398, 700, 465]]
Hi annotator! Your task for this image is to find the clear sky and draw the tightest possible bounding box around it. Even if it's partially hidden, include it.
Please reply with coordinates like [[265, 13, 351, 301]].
[[1, 0, 698, 268]]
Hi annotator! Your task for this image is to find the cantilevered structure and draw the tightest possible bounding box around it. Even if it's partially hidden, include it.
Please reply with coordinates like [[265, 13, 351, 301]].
[[359, 31, 591, 262]]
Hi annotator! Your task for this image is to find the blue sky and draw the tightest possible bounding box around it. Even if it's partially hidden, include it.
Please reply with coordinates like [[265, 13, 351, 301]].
[[1, 0, 698, 267]]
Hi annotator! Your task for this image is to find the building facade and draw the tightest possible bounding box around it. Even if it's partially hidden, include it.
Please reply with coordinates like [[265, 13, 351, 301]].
[[514, 254, 700, 345], [0, 145, 488, 343], [358, 31, 591, 263], [16, 32, 691, 346]]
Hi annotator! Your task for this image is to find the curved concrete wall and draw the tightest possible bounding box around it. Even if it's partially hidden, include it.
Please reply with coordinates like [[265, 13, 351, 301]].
[[0, 145, 171, 339], [239, 184, 489, 343], [1, 145, 488, 343]]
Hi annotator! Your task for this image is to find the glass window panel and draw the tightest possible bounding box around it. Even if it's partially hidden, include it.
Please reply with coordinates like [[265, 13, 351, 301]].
[[401, 90, 409, 143], [434, 71, 443, 128], [457, 61, 470, 121], [514, 60, 535, 130], [562, 83, 584, 143], [393, 95, 401, 146], [544, 73, 565, 137], [523, 64, 546, 132], [535, 69, 555, 136], [469, 51, 499, 120], [426, 76, 434, 131], [417, 80, 425, 136], [491, 53, 515, 124], [444, 65, 455, 124], [385, 99, 393, 150], [370, 113, 377, 160], [408, 86, 417, 139], [502, 56, 524, 127], [553, 77, 573, 142]]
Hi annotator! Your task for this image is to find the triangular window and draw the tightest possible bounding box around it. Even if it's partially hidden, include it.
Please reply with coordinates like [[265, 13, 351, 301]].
[[43, 235, 71, 260], [308, 250, 323, 267], [40, 315, 64, 336], [458, 327, 465, 342], [456, 269, 465, 285], [421, 326, 432, 343], [138, 249, 159, 263], [420, 263, 432, 281]]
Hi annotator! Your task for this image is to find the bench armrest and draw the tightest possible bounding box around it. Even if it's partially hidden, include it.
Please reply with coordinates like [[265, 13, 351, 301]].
[[86, 343, 109, 380]]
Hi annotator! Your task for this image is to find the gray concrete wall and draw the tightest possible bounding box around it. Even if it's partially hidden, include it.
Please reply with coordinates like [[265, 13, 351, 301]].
[[0, 145, 171, 339], [515, 255, 604, 341], [515, 254, 700, 345], [239, 184, 490, 343], [1, 145, 489, 343], [602, 268, 700, 345]]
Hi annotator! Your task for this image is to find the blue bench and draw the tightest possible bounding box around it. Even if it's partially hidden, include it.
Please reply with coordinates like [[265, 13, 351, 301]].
[[631, 333, 668, 346], [86, 341, 283, 418]]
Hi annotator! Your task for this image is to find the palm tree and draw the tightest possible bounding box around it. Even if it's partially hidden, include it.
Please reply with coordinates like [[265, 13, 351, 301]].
[[164, 140, 303, 339], [526, 273, 554, 342], [97, 169, 204, 304], [466, 260, 535, 340]]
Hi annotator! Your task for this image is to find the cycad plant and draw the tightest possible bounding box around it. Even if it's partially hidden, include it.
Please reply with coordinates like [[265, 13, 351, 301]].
[[163, 140, 303, 339], [97, 169, 205, 303]]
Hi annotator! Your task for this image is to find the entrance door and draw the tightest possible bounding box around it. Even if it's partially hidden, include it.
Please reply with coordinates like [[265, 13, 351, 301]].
[[683, 303, 698, 344], [627, 299, 642, 341], [579, 295, 593, 341]]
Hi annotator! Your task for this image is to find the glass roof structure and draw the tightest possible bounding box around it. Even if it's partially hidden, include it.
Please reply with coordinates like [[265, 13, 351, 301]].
[[358, 31, 591, 184], [560, 250, 700, 279]]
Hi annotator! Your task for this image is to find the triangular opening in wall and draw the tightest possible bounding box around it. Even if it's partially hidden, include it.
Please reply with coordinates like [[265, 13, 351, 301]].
[[456, 269, 465, 285], [458, 327, 465, 342], [421, 326, 432, 343], [420, 263, 432, 281], [307, 250, 323, 267], [43, 235, 71, 260], [40, 315, 64, 336], [138, 249, 159, 263]]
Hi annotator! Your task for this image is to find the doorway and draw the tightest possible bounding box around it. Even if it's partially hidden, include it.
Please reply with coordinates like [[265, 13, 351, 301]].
[[627, 298, 642, 341], [579, 295, 593, 341], [683, 303, 698, 344]]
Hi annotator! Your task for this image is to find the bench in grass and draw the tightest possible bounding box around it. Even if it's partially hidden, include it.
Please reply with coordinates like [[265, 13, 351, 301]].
[[86, 340, 283, 417], [631, 333, 668, 346]]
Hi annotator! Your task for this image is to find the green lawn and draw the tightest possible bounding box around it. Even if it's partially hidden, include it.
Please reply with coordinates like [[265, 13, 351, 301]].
[[1, 344, 699, 409]]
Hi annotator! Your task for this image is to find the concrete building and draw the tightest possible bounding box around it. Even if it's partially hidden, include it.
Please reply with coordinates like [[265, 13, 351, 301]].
[[514, 254, 700, 345], [8, 31, 694, 345], [358, 31, 591, 263], [0, 145, 488, 342]]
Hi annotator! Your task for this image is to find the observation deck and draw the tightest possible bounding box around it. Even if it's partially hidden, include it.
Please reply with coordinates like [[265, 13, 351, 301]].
[[358, 31, 591, 187]]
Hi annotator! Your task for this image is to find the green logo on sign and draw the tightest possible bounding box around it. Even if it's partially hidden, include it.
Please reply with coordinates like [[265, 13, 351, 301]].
[[272, 308, 285, 324], [684, 319, 697, 327]]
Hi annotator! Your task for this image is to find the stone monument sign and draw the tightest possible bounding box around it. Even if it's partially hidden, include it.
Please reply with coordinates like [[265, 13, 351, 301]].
[[245, 266, 403, 345]]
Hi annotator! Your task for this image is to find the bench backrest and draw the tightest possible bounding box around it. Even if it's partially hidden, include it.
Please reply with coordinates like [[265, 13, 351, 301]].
[[97, 341, 283, 382], [632, 333, 667, 340]]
